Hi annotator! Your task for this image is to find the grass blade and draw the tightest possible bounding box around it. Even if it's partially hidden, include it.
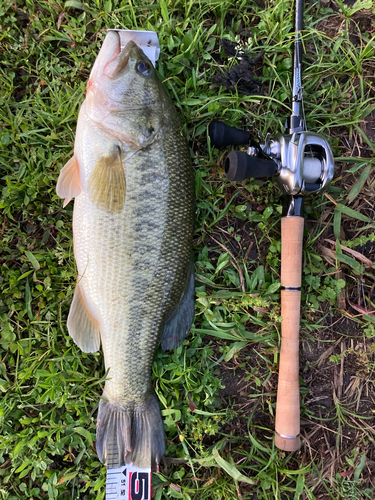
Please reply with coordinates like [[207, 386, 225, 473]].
[[347, 164, 372, 203], [334, 209, 342, 240], [213, 452, 256, 485], [335, 203, 373, 222]]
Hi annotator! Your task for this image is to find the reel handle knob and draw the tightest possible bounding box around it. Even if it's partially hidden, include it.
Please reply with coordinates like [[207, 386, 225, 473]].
[[225, 150, 278, 181], [209, 121, 250, 148]]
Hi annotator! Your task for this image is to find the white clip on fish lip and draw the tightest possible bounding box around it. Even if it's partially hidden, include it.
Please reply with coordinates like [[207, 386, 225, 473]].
[[107, 29, 160, 67]]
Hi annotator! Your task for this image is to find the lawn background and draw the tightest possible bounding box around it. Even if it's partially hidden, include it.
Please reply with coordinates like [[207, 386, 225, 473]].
[[0, 0, 375, 498]]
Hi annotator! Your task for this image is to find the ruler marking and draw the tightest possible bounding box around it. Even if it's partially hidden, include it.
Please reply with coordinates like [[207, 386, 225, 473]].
[[106, 463, 151, 500]]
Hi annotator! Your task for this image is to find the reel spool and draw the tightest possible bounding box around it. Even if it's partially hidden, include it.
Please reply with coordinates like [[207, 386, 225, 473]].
[[303, 158, 321, 184], [269, 131, 334, 196]]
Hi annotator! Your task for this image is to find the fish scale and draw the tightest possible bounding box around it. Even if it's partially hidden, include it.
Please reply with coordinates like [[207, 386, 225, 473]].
[[74, 125, 193, 404]]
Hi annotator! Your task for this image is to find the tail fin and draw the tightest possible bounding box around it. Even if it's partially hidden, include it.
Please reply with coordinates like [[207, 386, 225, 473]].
[[96, 392, 165, 469]]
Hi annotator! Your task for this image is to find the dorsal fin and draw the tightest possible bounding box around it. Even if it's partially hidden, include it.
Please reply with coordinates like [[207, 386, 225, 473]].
[[160, 261, 195, 351]]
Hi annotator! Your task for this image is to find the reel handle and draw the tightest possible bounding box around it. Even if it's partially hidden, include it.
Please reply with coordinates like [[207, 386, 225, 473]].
[[274, 215, 303, 451], [209, 121, 251, 148], [225, 150, 277, 181]]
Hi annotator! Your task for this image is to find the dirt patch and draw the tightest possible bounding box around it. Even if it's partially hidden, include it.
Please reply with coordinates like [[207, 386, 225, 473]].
[[215, 305, 375, 493], [212, 39, 264, 96], [316, 6, 374, 43], [362, 109, 375, 143], [202, 181, 277, 267]]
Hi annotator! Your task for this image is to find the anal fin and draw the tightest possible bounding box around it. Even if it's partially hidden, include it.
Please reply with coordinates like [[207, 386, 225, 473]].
[[160, 261, 195, 351], [67, 283, 101, 353]]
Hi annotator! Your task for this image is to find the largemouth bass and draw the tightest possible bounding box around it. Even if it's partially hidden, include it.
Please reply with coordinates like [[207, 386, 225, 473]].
[[56, 31, 195, 469]]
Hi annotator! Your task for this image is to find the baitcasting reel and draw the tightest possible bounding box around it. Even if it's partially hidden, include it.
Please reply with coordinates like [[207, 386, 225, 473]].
[[209, 121, 334, 197]]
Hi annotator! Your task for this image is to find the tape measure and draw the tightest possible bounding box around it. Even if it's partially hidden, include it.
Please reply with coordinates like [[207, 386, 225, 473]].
[[106, 463, 151, 500]]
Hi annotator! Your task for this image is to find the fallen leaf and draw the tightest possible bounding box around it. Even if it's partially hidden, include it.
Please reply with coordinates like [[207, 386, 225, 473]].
[[339, 471, 352, 477], [253, 306, 269, 312], [57, 471, 78, 485], [324, 239, 373, 267], [170, 483, 182, 492], [348, 300, 374, 316], [188, 394, 197, 412]]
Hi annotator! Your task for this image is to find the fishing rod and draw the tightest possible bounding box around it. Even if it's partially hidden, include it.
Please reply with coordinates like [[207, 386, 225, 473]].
[[209, 0, 334, 451]]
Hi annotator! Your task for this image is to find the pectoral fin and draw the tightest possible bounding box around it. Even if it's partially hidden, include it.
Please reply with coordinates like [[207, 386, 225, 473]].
[[160, 261, 195, 351], [67, 283, 101, 353], [56, 155, 82, 206], [88, 146, 126, 213]]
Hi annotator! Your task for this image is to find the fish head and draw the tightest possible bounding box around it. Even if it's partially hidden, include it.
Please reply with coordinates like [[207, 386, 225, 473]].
[[85, 31, 174, 147]]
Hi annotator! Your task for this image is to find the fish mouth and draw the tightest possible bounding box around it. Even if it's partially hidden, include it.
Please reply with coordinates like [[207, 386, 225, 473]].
[[103, 40, 138, 79]]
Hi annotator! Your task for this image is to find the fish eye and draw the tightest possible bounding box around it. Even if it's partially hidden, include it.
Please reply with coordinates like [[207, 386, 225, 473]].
[[136, 61, 153, 76]]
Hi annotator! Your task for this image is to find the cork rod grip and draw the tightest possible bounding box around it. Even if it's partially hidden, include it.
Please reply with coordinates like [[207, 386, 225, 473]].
[[275, 216, 304, 451]]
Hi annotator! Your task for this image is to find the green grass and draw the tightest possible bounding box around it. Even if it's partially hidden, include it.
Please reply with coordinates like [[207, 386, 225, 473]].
[[1, 0, 375, 498]]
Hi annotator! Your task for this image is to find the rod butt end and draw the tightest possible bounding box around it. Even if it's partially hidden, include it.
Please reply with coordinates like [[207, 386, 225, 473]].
[[275, 432, 300, 451]]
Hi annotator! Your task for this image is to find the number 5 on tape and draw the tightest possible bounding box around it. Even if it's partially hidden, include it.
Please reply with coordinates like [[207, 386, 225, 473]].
[[106, 463, 151, 500]]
